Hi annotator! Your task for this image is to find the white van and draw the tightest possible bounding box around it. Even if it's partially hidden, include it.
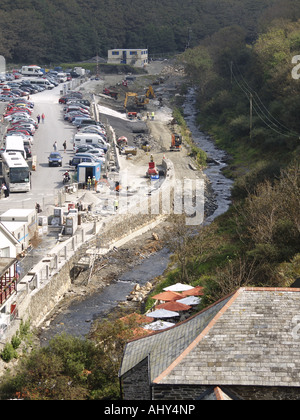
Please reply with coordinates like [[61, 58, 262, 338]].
[[5, 135, 26, 159], [21, 65, 43, 77], [72, 133, 109, 152], [28, 78, 54, 89]]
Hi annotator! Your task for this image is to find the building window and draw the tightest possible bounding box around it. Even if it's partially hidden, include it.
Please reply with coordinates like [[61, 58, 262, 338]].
[[112, 51, 119, 56]]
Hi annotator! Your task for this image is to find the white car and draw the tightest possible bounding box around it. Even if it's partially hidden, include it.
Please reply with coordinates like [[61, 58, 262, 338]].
[[79, 125, 106, 135]]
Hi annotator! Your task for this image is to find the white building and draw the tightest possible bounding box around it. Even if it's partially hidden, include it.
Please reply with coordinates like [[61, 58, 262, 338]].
[[0, 223, 19, 335], [108, 49, 148, 68], [0, 222, 20, 258], [0, 209, 37, 251]]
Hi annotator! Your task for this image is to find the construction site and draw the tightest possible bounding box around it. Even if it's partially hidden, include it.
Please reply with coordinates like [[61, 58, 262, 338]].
[[0, 60, 222, 354]]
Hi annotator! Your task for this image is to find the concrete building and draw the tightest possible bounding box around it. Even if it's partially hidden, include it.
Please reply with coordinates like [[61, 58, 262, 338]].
[[0, 224, 20, 337], [120, 287, 300, 400], [0, 209, 37, 251], [0, 222, 20, 258], [108, 49, 148, 68]]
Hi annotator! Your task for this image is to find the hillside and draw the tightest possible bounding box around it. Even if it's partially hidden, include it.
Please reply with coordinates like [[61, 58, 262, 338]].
[[0, 0, 286, 63]]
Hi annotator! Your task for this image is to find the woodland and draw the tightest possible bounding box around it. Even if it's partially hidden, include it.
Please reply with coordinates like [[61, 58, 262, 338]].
[[0, 0, 289, 63]]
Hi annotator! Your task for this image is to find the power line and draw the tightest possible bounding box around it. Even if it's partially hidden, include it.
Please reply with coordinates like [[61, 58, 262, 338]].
[[230, 62, 300, 139], [232, 62, 299, 137]]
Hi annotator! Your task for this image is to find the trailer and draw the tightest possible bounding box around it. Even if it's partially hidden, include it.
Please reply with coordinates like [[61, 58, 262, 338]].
[[77, 161, 101, 184]]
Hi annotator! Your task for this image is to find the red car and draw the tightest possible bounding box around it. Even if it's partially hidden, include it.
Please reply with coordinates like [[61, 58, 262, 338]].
[[4, 108, 32, 116]]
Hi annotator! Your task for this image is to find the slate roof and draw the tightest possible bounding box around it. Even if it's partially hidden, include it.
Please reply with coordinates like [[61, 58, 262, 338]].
[[120, 288, 300, 389], [119, 295, 231, 380]]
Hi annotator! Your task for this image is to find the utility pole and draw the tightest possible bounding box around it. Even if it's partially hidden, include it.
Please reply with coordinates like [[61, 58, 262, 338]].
[[96, 51, 99, 79], [250, 93, 253, 139]]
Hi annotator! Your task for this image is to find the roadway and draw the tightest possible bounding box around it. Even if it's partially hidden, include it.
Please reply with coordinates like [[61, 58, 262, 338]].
[[0, 85, 79, 214]]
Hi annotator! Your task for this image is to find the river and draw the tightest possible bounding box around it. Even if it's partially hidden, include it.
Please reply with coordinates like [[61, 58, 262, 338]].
[[39, 88, 234, 344]]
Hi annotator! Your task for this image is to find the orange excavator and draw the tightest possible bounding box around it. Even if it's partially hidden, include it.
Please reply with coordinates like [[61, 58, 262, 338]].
[[170, 134, 182, 151]]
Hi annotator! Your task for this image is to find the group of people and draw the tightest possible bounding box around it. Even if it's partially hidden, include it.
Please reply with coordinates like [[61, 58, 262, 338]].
[[53, 141, 67, 152], [36, 113, 45, 124], [86, 176, 97, 191]]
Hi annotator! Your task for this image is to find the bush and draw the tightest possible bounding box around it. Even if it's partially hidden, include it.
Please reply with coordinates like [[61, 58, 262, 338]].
[[1, 343, 18, 363], [11, 333, 22, 350]]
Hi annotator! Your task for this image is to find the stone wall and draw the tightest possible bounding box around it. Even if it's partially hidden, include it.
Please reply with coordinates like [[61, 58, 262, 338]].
[[122, 379, 300, 400], [121, 358, 151, 400]]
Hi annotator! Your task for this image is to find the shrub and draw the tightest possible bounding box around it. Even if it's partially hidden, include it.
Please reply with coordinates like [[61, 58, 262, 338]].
[[1, 343, 18, 363], [11, 333, 22, 350]]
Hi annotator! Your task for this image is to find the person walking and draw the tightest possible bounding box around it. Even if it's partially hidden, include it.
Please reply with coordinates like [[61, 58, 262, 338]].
[[53, 141, 58, 151], [37, 114, 40, 124], [41, 113, 45, 123], [1, 183, 9, 198], [63, 140, 67, 153]]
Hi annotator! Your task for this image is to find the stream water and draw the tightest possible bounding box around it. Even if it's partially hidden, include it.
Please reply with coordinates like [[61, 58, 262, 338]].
[[183, 88, 234, 223], [39, 88, 234, 344]]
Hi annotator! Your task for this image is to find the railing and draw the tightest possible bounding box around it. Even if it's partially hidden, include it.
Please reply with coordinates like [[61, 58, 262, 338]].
[[0, 280, 17, 306]]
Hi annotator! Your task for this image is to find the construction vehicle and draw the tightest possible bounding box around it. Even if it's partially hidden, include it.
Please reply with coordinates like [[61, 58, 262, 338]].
[[103, 88, 119, 100], [124, 92, 149, 111], [145, 85, 155, 99], [170, 134, 182, 152]]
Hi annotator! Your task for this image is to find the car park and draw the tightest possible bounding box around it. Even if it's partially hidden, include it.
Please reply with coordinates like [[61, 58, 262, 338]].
[[48, 152, 63, 167]]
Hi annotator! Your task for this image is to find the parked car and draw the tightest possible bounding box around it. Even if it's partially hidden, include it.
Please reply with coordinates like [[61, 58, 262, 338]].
[[66, 98, 90, 106], [69, 155, 95, 168], [10, 117, 38, 128], [75, 145, 105, 154], [59, 92, 83, 104], [74, 152, 104, 163], [48, 152, 63, 167]]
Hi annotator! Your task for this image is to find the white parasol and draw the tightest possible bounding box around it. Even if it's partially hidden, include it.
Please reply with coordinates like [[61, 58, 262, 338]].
[[146, 309, 179, 319], [163, 283, 194, 292], [144, 321, 175, 331]]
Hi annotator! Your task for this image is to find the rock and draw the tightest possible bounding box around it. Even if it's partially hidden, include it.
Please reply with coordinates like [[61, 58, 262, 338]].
[[152, 233, 159, 241]]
